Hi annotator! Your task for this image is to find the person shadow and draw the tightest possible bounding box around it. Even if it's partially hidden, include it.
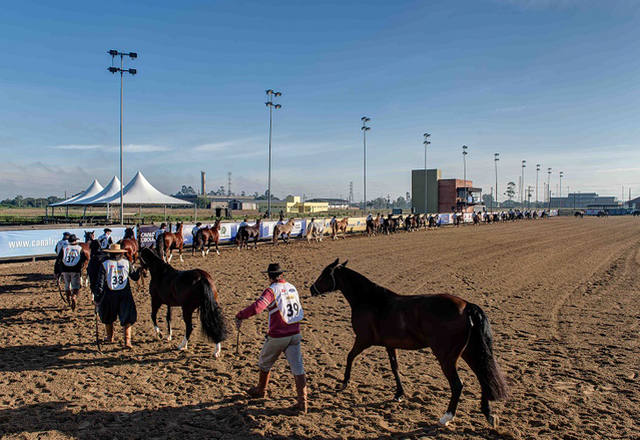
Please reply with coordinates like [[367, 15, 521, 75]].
[[0, 397, 457, 440]]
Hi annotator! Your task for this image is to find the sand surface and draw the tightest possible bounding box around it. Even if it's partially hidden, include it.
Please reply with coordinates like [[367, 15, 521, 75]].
[[1, 216, 639, 439]]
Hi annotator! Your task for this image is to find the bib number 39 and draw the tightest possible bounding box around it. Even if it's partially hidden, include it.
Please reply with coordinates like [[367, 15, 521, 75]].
[[286, 302, 300, 318]]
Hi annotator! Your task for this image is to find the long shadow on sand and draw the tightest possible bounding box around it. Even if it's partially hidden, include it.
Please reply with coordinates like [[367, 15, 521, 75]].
[[0, 399, 510, 440], [0, 343, 176, 373]]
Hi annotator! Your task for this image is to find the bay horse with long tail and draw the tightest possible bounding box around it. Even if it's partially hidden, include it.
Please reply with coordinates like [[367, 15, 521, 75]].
[[157, 222, 184, 262], [193, 219, 222, 257], [138, 247, 227, 355], [236, 219, 261, 249], [272, 218, 295, 245], [310, 259, 508, 428]]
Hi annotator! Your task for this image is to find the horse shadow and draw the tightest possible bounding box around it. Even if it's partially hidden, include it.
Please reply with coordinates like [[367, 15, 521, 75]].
[[0, 306, 70, 326], [0, 272, 53, 294], [0, 398, 484, 440], [0, 343, 176, 373]]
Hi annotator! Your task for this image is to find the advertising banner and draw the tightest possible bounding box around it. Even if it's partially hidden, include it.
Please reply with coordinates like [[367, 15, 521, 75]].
[[138, 225, 158, 248], [0, 226, 128, 259]]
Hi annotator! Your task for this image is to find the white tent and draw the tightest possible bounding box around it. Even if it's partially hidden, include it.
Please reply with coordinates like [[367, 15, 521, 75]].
[[77, 176, 121, 205], [91, 171, 191, 206], [50, 179, 103, 206]]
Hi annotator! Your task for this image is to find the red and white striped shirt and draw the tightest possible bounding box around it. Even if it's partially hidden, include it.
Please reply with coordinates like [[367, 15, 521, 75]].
[[236, 279, 300, 338]]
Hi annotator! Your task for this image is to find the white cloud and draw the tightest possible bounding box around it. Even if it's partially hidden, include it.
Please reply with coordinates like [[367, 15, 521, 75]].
[[53, 144, 102, 150], [193, 136, 262, 152], [52, 143, 170, 153], [124, 144, 171, 153]]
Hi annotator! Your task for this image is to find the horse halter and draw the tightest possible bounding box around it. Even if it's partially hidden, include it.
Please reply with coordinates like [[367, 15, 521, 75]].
[[311, 266, 338, 295]]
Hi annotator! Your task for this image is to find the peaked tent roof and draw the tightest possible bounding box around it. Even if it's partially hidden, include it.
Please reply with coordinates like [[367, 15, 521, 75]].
[[76, 176, 121, 205], [50, 179, 103, 206], [91, 171, 191, 206]]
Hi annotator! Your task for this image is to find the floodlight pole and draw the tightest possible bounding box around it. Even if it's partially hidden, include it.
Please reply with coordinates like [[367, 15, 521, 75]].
[[547, 168, 552, 209], [361, 117, 371, 212], [462, 145, 468, 209], [494, 153, 499, 210], [108, 49, 137, 225], [536, 164, 541, 208], [559, 171, 564, 199], [423, 133, 431, 213], [265, 89, 282, 219], [521, 160, 526, 206]]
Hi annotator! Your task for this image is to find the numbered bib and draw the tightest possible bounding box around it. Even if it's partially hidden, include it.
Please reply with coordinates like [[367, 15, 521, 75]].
[[62, 245, 82, 267], [103, 260, 130, 291], [270, 282, 304, 324]]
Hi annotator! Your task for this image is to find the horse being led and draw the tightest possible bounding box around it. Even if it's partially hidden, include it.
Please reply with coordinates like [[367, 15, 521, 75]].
[[310, 259, 508, 428], [306, 218, 325, 243], [194, 219, 222, 257], [332, 217, 349, 240], [157, 222, 185, 262], [138, 247, 227, 355], [236, 219, 261, 249], [119, 227, 139, 265], [272, 218, 295, 245], [76, 231, 94, 288]]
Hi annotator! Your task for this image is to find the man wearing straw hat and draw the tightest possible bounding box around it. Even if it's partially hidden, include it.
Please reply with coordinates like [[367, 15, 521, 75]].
[[94, 243, 141, 349], [235, 262, 308, 414]]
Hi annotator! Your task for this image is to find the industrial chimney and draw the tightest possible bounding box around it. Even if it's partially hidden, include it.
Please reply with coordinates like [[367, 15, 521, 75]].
[[201, 171, 206, 195]]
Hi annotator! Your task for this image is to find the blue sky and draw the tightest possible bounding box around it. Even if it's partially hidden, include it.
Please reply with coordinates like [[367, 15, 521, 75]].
[[1, 0, 639, 201]]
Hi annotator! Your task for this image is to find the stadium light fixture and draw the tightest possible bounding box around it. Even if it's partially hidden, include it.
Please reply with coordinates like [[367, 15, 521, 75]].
[[361, 117, 371, 211], [423, 133, 431, 213], [462, 145, 469, 207], [107, 49, 138, 224], [494, 153, 500, 208], [265, 89, 283, 218], [536, 164, 541, 207]]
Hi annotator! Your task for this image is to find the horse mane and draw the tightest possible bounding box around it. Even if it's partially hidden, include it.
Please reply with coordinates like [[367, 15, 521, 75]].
[[141, 247, 174, 273], [339, 266, 397, 302]]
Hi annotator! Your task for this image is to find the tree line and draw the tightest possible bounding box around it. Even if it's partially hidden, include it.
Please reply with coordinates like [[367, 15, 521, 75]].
[[1, 195, 63, 208]]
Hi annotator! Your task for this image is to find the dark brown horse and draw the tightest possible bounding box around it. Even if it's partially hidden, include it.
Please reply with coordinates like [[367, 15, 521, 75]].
[[157, 222, 184, 262], [332, 217, 349, 240], [272, 218, 295, 245], [236, 219, 261, 249], [310, 259, 508, 428], [138, 247, 227, 355], [193, 219, 222, 257]]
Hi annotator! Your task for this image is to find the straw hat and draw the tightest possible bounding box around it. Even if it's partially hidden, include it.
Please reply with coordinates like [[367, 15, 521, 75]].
[[104, 243, 127, 254]]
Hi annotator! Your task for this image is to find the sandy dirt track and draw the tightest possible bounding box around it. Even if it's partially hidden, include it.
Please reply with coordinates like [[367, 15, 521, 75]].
[[1, 217, 639, 439]]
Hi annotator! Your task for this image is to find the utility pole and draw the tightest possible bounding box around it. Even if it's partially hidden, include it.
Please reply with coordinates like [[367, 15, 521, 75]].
[[361, 116, 371, 211], [227, 172, 232, 197], [423, 133, 431, 213], [265, 89, 282, 218], [107, 49, 137, 224]]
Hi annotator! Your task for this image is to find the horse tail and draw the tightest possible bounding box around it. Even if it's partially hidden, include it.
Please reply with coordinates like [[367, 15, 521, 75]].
[[199, 279, 227, 344], [463, 303, 509, 401], [156, 233, 165, 258]]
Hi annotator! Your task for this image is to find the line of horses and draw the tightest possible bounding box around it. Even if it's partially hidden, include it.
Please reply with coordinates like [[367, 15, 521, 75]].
[[58, 212, 520, 429]]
